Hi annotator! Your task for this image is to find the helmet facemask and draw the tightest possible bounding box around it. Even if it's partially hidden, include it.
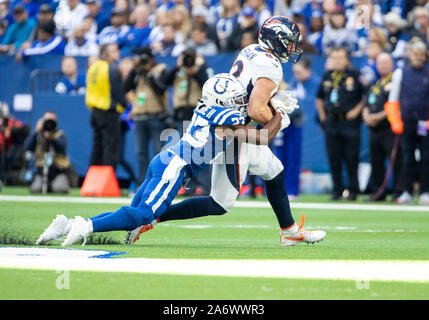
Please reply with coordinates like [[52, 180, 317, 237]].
[[266, 34, 303, 63], [224, 91, 249, 117]]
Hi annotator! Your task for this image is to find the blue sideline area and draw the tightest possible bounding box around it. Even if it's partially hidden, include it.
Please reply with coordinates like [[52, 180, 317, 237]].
[[0, 54, 369, 179]]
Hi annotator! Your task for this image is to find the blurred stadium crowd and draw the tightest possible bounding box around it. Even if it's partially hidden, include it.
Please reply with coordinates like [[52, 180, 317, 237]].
[[1, 0, 429, 204], [0, 0, 427, 59]]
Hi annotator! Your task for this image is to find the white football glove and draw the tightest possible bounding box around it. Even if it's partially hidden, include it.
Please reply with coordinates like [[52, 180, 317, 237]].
[[271, 90, 299, 114], [269, 98, 291, 131], [279, 112, 291, 131]]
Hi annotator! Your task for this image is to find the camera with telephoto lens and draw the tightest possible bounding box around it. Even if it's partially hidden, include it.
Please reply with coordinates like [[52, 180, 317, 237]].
[[42, 119, 57, 133], [139, 52, 150, 66], [182, 49, 196, 68]]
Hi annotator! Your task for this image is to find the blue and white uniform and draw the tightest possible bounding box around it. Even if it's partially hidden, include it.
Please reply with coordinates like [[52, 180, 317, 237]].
[[90, 102, 246, 232], [210, 44, 285, 211], [169, 102, 246, 177], [132, 102, 246, 216]]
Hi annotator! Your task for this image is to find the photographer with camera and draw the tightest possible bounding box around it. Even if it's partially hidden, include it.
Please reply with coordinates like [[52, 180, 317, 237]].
[[161, 48, 213, 136], [25, 111, 71, 194], [123, 47, 169, 185]]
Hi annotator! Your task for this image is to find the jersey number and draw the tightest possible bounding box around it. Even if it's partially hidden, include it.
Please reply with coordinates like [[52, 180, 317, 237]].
[[231, 60, 243, 78]]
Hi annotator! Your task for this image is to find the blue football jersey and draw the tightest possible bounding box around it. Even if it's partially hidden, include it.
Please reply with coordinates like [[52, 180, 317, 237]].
[[168, 102, 246, 176]]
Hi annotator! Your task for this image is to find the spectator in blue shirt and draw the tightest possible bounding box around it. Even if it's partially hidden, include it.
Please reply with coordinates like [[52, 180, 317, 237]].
[[299, 0, 323, 28], [0, 0, 14, 28], [9, 0, 40, 19], [151, 23, 184, 56], [321, 5, 357, 55], [55, 56, 86, 95], [85, 0, 110, 34], [16, 20, 65, 61], [213, 0, 240, 52], [97, 8, 131, 49], [0, 4, 36, 54], [359, 40, 383, 88], [23, 3, 55, 44], [307, 13, 323, 54], [123, 4, 152, 56]]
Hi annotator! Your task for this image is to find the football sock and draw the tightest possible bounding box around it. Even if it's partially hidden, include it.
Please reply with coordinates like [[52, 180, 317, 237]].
[[91, 206, 155, 232], [265, 170, 295, 229], [159, 196, 226, 222]]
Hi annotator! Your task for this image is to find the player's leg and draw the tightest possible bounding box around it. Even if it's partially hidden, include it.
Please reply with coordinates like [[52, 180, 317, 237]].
[[125, 142, 248, 245], [247, 143, 295, 229], [247, 144, 326, 246], [87, 154, 156, 223], [124, 160, 189, 245], [92, 152, 185, 231], [62, 152, 186, 245], [159, 196, 226, 222]]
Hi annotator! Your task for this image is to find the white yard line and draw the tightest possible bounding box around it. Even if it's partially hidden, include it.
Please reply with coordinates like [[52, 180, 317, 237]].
[[1, 254, 428, 282], [1, 195, 429, 212]]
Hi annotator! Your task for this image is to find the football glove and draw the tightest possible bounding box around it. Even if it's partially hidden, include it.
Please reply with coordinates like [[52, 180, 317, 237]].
[[271, 90, 299, 114], [269, 97, 291, 131]]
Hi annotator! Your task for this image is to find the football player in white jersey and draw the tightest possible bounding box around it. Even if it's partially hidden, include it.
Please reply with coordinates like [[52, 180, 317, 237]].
[[125, 16, 326, 247]]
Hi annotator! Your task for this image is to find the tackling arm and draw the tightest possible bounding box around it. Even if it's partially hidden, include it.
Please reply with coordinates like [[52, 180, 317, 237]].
[[217, 112, 283, 145]]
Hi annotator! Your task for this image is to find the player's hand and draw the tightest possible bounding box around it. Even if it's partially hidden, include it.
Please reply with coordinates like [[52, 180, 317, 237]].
[[271, 90, 299, 114]]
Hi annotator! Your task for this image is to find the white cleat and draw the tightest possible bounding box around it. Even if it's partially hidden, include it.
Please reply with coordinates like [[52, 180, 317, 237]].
[[35, 215, 72, 245], [62, 216, 93, 246], [280, 215, 326, 246], [395, 191, 414, 204], [418, 192, 429, 205]]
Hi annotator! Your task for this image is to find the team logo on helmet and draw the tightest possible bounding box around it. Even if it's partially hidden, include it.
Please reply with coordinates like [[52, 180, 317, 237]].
[[213, 78, 229, 95]]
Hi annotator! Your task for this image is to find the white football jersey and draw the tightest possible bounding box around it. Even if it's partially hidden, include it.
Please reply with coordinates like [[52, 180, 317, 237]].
[[229, 44, 283, 97]]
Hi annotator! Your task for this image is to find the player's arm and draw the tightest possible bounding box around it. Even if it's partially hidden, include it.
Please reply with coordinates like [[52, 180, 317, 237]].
[[247, 78, 277, 125], [217, 112, 282, 145]]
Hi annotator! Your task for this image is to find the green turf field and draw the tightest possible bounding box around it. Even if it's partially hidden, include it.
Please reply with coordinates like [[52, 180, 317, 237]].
[[0, 187, 428, 300]]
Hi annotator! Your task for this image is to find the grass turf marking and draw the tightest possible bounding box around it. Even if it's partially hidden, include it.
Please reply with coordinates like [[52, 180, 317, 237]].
[[1, 195, 429, 212], [1, 251, 428, 282]]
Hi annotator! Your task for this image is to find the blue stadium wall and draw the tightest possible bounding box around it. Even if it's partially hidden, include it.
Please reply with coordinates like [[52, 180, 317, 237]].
[[0, 54, 369, 179]]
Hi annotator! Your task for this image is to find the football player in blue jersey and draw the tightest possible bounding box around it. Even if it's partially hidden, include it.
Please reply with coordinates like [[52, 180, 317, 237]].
[[35, 73, 285, 246], [125, 16, 327, 247]]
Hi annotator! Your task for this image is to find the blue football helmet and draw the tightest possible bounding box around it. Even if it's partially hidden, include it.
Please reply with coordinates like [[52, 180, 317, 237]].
[[258, 16, 303, 63]]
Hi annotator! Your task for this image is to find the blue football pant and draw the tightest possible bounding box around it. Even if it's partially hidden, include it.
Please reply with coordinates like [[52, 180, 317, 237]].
[[91, 152, 186, 232]]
